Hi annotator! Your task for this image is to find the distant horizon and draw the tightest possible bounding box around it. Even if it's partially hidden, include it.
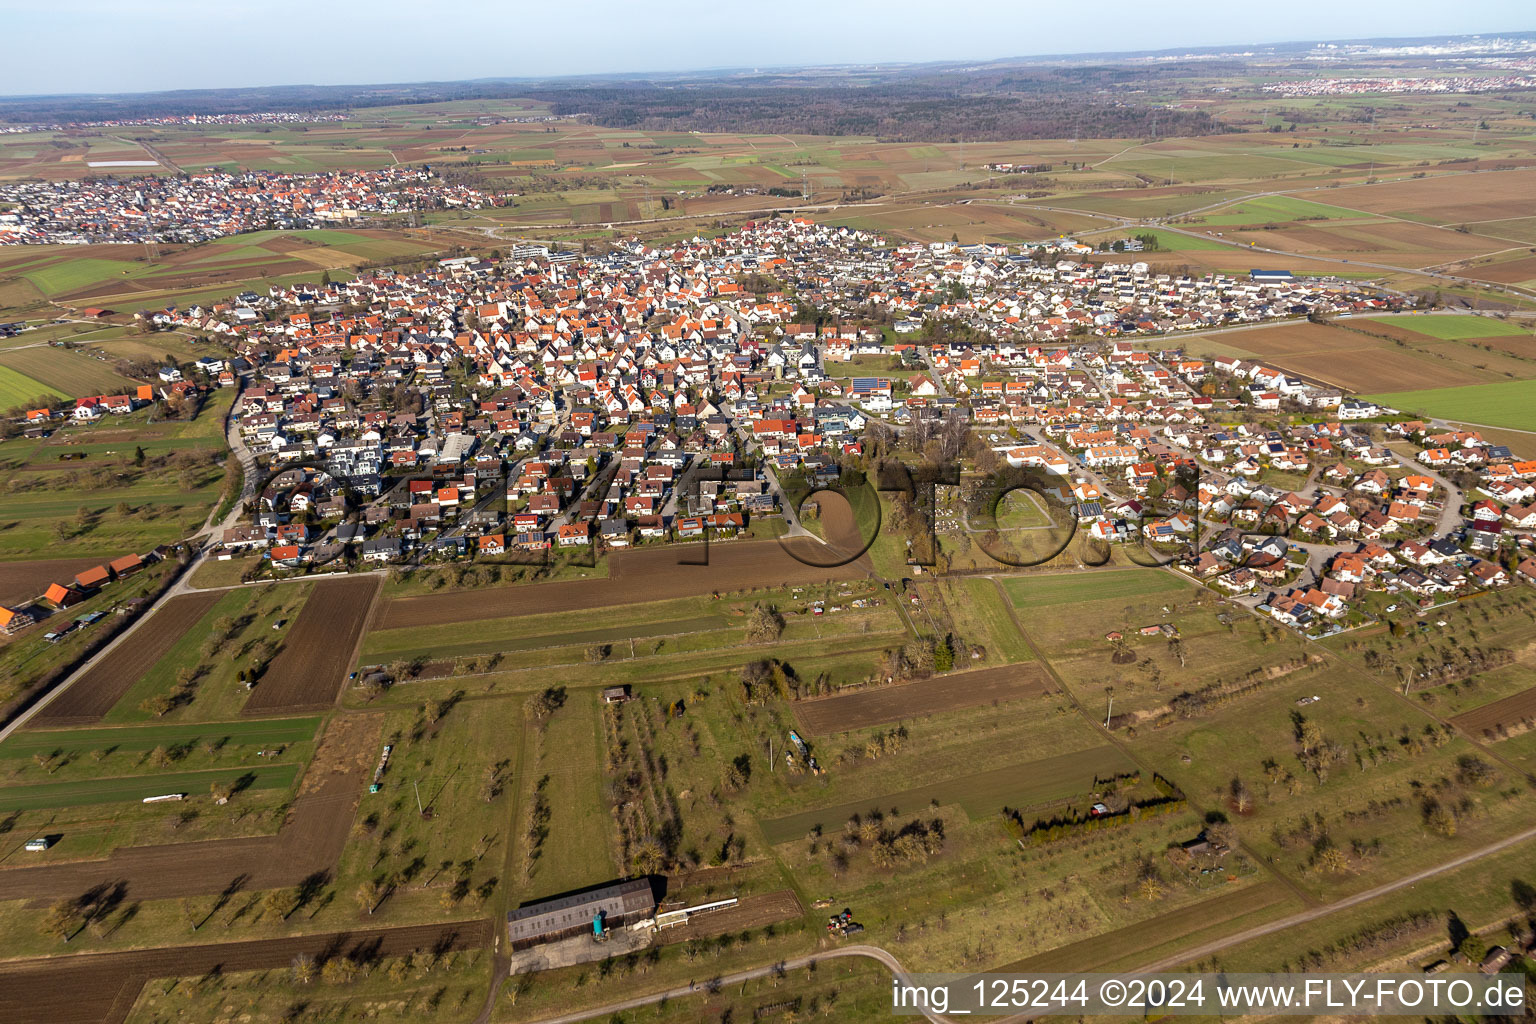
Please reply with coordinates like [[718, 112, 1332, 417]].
[[0, 0, 1532, 99]]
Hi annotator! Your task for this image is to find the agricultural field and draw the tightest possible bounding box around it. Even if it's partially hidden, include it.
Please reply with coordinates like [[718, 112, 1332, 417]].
[[29, 590, 224, 726], [9, 69, 1536, 1024], [0, 344, 143, 399], [1183, 318, 1536, 394], [103, 582, 315, 723], [372, 541, 867, 630], [791, 663, 1049, 735], [0, 389, 233, 561], [243, 577, 380, 714], [0, 229, 474, 314], [1191, 194, 1360, 226], [1364, 313, 1532, 340], [0, 363, 62, 410], [1362, 378, 1536, 429], [361, 580, 897, 671]]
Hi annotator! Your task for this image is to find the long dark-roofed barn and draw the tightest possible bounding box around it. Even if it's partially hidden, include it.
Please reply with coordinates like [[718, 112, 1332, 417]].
[[505, 879, 656, 949]]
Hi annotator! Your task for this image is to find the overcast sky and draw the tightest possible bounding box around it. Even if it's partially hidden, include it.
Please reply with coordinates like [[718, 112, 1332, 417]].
[[0, 0, 1531, 97]]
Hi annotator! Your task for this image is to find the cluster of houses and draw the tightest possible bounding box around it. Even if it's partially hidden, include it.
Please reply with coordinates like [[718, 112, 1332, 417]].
[[0, 551, 152, 637], [969, 329, 1536, 633], [0, 168, 502, 245], [68, 211, 1521, 608], [1263, 73, 1536, 97], [0, 112, 349, 135]]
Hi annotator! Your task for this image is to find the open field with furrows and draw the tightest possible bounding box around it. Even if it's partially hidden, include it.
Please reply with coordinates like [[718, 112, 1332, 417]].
[[818, 199, 1106, 244], [372, 540, 870, 630], [28, 590, 223, 726], [791, 663, 1049, 735], [1458, 251, 1536, 287], [1182, 319, 1536, 393], [1190, 194, 1361, 226], [0, 363, 62, 410], [1453, 685, 1536, 743], [1363, 379, 1536, 429], [361, 578, 896, 669], [1303, 166, 1536, 226], [1207, 218, 1512, 270], [0, 344, 143, 398], [243, 576, 379, 714]]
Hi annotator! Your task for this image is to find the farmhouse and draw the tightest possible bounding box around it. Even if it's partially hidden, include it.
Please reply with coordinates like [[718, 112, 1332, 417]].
[[505, 879, 655, 950]]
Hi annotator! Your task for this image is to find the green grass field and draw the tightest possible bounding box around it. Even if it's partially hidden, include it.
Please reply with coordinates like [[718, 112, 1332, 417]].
[[1365, 315, 1531, 340], [1362, 378, 1536, 430], [521, 696, 619, 901], [1198, 195, 1361, 225], [1002, 569, 1192, 609], [758, 744, 1132, 844], [0, 363, 62, 409], [21, 258, 138, 297], [0, 718, 320, 760], [1132, 229, 1238, 252], [1, 762, 300, 811], [0, 345, 143, 397]]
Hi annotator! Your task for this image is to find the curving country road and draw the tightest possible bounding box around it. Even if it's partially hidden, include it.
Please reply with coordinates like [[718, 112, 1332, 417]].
[[507, 817, 1536, 1024]]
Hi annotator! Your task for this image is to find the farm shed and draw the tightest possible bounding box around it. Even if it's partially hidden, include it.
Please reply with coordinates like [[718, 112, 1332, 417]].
[[505, 879, 655, 950]]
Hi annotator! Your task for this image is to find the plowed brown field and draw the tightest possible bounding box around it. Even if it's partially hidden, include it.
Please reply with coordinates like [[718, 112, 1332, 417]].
[[1452, 685, 1536, 740], [1320, 169, 1536, 224], [375, 540, 868, 631], [792, 663, 1050, 734], [243, 576, 379, 714], [29, 591, 223, 726], [1191, 321, 1488, 392]]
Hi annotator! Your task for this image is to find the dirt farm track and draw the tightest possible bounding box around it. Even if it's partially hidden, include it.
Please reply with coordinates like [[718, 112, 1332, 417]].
[[374, 540, 869, 631], [792, 663, 1051, 734], [0, 918, 491, 1024], [29, 591, 223, 727], [242, 576, 380, 714]]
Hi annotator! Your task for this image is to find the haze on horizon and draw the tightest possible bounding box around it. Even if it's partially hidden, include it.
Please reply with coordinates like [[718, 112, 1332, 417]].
[[0, 0, 1531, 99]]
